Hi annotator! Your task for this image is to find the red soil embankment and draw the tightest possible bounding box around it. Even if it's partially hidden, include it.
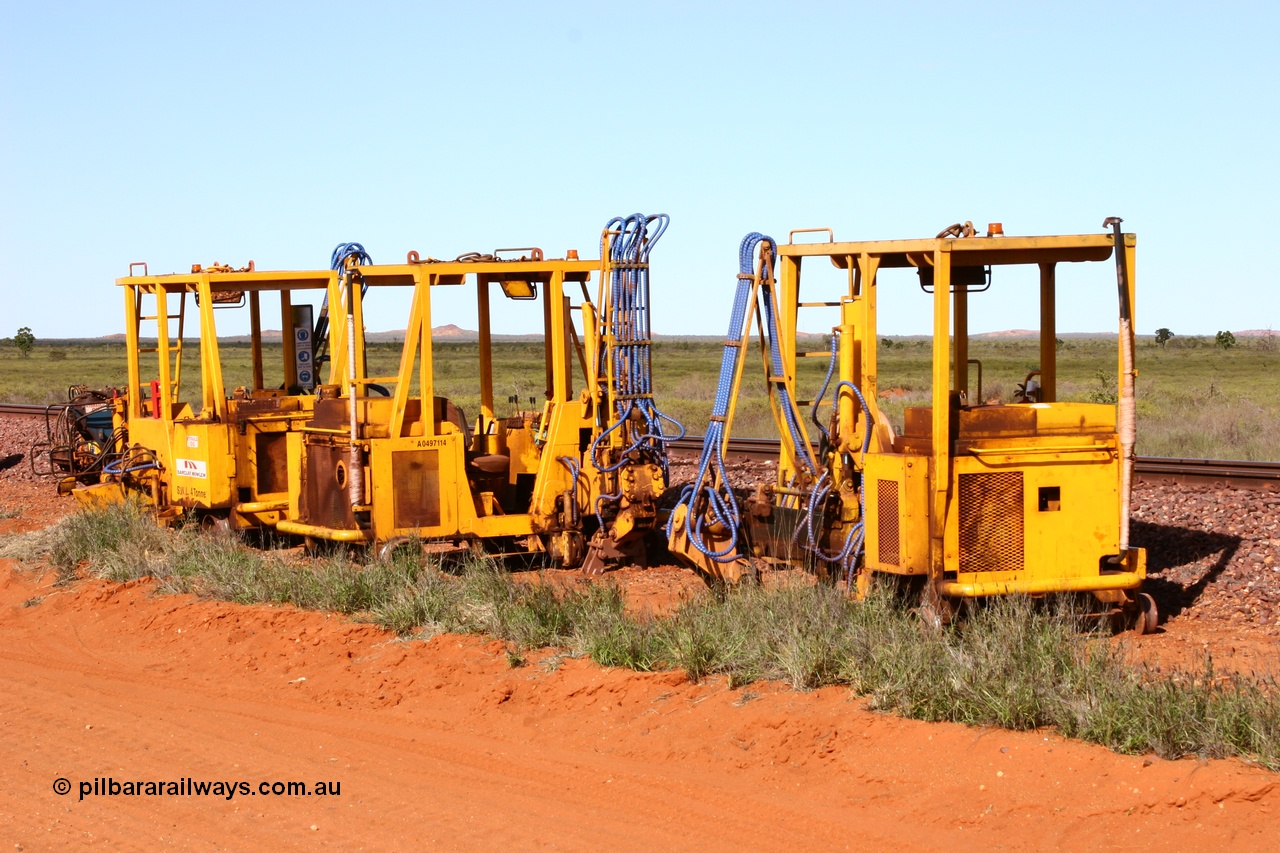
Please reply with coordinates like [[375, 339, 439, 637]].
[[1, 567, 1277, 851]]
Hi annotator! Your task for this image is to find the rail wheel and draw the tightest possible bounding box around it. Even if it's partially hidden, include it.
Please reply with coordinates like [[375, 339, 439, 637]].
[[1132, 592, 1159, 635], [918, 585, 957, 630], [199, 512, 234, 538]]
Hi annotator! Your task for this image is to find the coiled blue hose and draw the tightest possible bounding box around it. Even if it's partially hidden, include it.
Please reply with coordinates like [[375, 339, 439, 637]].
[[314, 242, 373, 361]]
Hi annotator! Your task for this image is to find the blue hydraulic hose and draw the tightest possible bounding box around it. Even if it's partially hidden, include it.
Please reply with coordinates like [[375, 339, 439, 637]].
[[314, 242, 373, 359], [590, 214, 684, 479], [666, 232, 776, 561], [672, 261, 878, 575]]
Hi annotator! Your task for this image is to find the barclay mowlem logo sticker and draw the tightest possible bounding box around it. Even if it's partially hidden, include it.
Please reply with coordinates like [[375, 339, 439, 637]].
[[175, 458, 207, 479]]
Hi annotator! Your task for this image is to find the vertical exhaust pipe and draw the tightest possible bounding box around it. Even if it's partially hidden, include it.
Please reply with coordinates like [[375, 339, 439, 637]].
[[1104, 217, 1135, 556], [346, 271, 364, 513]]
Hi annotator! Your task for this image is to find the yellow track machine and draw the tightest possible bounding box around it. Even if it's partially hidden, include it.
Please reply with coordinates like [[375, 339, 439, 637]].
[[668, 219, 1153, 630], [72, 259, 345, 532], [272, 214, 681, 569]]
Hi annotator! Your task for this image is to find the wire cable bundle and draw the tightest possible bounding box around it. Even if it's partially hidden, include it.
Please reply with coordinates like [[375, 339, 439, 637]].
[[590, 214, 684, 480]]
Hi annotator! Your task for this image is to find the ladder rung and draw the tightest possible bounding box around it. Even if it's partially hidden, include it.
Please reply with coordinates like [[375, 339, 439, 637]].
[[798, 301, 841, 307], [137, 348, 158, 354], [797, 400, 813, 407], [798, 351, 829, 358]]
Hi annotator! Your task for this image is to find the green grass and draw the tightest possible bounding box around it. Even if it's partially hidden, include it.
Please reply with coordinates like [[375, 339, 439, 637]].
[[20, 502, 1280, 770], [3, 334, 1277, 459]]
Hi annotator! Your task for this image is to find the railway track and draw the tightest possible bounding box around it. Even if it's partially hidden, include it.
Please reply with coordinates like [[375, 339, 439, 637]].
[[0, 403, 65, 418], [666, 435, 1280, 490], [3, 403, 1276, 489]]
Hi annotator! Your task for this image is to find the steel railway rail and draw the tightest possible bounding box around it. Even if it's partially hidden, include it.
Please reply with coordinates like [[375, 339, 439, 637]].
[[0, 403, 67, 418], [3, 403, 1277, 489], [666, 435, 1280, 490]]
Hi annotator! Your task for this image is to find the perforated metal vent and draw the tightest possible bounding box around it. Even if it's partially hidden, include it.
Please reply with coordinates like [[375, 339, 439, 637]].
[[876, 479, 900, 566], [958, 472, 1024, 573], [392, 449, 441, 529]]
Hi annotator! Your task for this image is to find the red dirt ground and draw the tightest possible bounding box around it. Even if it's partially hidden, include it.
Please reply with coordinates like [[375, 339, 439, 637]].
[[2, 472, 1280, 848], [2, 568, 1280, 851]]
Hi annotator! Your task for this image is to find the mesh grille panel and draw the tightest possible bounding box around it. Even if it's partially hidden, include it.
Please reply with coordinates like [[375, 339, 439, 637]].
[[958, 472, 1024, 573], [392, 450, 441, 529], [876, 479, 900, 566]]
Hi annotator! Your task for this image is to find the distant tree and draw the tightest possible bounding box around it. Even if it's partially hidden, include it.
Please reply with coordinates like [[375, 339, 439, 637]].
[[1155, 327, 1174, 348], [1215, 330, 1237, 350], [13, 327, 34, 358], [881, 338, 895, 350]]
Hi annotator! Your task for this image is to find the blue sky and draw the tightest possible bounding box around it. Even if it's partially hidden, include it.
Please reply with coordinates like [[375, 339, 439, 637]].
[[2, 1, 1277, 338]]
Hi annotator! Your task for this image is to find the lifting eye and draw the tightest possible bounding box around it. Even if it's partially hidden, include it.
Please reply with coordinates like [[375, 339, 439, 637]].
[[335, 460, 347, 490]]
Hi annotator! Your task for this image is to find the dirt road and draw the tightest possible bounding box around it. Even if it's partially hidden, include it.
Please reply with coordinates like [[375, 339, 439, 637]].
[[2, 566, 1278, 852]]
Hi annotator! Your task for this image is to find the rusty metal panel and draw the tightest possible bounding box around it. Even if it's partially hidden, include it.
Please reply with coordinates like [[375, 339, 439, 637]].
[[876, 479, 900, 566], [958, 406, 1036, 437], [254, 432, 289, 494], [311, 399, 348, 431], [301, 442, 355, 529], [392, 449, 441, 529], [958, 471, 1024, 573]]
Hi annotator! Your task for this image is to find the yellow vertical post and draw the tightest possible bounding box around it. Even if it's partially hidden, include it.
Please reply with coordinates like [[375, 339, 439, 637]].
[[857, 254, 880, 406], [155, 287, 171, 420], [280, 290, 296, 389], [547, 273, 569, 402], [542, 283, 554, 402], [773, 253, 801, 483], [838, 302, 855, 452], [390, 272, 427, 439], [249, 290, 264, 391], [477, 275, 494, 429], [780, 257, 798, 391], [173, 291, 186, 408], [419, 275, 434, 434], [1039, 263, 1056, 402], [198, 280, 226, 418], [954, 285, 968, 400], [582, 302, 598, 403], [323, 275, 343, 386], [125, 285, 142, 420], [562, 293, 574, 399], [351, 278, 367, 387], [930, 248, 952, 577]]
